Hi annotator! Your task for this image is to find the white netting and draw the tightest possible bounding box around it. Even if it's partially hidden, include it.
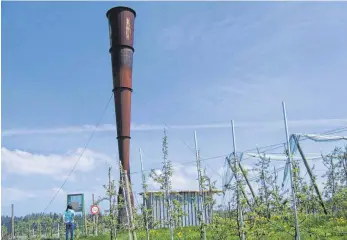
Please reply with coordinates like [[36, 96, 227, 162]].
[[244, 152, 322, 161], [297, 134, 347, 142]]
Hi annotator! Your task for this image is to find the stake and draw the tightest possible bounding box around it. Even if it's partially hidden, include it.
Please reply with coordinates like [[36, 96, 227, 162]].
[[231, 121, 245, 240], [162, 129, 174, 240], [124, 170, 137, 240], [11, 204, 14, 240], [139, 148, 150, 240], [226, 158, 252, 210], [119, 164, 131, 240], [257, 148, 271, 218], [84, 208, 87, 236], [108, 167, 114, 240], [294, 136, 328, 215], [282, 102, 300, 240], [96, 210, 99, 236], [194, 131, 207, 240], [239, 162, 256, 200], [92, 194, 96, 236]]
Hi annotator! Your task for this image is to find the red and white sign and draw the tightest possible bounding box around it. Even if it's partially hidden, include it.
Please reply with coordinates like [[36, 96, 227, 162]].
[[90, 205, 99, 215]]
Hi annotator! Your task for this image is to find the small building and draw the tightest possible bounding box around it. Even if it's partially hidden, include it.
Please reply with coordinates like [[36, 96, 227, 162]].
[[140, 190, 221, 229]]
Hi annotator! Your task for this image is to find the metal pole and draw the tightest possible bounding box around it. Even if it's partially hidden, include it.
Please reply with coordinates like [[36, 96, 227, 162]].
[[11, 204, 14, 240], [238, 161, 257, 204], [295, 137, 328, 215], [226, 158, 252, 210], [139, 148, 150, 240], [57, 223, 60, 239], [282, 101, 300, 240], [231, 121, 245, 240], [194, 131, 207, 240]]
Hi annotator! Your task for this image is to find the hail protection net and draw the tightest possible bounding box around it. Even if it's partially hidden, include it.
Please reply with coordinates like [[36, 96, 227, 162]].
[[281, 134, 347, 186]]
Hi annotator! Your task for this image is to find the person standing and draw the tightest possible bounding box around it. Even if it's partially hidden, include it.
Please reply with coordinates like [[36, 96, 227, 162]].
[[63, 204, 75, 240]]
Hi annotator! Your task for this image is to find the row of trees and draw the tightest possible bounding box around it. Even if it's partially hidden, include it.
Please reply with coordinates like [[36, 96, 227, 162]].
[[1, 129, 217, 240], [2, 130, 347, 239], [217, 144, 347, 239]]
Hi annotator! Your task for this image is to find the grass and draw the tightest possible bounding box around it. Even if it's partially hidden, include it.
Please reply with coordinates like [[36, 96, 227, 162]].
[[78, 224, 347, 240], [78, 215, 347, 240]]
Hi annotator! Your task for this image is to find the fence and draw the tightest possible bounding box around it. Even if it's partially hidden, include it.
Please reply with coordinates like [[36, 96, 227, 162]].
[[141, 190, 221, 228]]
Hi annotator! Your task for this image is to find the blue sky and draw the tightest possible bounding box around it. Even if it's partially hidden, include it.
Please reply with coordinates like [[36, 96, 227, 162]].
[[1, 2, 347, 216]]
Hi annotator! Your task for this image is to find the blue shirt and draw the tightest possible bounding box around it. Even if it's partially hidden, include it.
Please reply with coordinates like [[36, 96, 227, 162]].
[[63, 209, 75, 223]]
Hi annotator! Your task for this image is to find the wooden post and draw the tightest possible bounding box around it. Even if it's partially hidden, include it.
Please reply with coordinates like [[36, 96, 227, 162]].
[[91, 194, 99, 236], [84, 212, 87, 236], [11, 204, 14, 240], [108, 167, 114, 240], [57, 223, 60, 239], [119, 164, 131, 240], [124, 170, 137, 240], [96, 214, 99, 236], [92, 194, 96, 236], [139, 148, 150, 240]]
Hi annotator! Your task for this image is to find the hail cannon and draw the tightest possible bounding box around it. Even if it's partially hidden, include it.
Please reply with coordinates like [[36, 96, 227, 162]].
[[106, 6, 136, 224]]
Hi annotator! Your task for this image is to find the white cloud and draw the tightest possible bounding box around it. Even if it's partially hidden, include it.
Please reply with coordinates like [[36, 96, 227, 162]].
[[1, 147, 113, 180], [1, 187, 67, 205], [147, 164, 199, 191], [146, 164, 229, 192], [1, 187, 37, 202], [2, 118, 347, 137]]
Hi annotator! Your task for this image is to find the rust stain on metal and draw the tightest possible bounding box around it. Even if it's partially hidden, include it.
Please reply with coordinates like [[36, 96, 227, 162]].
[[106, 6, 136, 220]]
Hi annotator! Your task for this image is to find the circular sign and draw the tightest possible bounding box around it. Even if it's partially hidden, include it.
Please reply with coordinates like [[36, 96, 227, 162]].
[[90, 205, 99, 215]]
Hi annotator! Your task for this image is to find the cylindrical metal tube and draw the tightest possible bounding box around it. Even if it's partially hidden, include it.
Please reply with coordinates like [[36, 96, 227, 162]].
[[107, 6, 135, 173], [106, 6, 136, 226]]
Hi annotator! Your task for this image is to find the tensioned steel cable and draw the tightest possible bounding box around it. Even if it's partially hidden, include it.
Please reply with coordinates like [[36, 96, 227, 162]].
[[221, 125, 347, 235], [134, 88, 347, 156], [131, 92, 347, 174], [42, 93, 114, 213], [136, 89, 347, 184], [111, 93, 347, 196], [221, 126, 347, 195], [128, 126, 347, 176]]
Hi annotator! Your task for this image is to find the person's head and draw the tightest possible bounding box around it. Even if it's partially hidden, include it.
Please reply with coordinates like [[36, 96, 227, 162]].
[[66, 204, 73, 212]]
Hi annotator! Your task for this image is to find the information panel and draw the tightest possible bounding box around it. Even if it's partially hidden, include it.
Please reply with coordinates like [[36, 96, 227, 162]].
[[67, 193, 84, 212]]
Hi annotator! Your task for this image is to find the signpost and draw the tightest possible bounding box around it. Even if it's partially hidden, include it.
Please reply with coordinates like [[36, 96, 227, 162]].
[[67, 193, 85, 235], [91, 205, 100, 215]]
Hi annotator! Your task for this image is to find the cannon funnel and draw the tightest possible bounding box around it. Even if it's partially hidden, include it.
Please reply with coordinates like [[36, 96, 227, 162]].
[[106, 6, 136, 225]]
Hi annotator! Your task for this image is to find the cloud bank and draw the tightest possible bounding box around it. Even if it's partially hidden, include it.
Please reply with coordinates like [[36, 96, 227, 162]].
[[2, 118, 347, 137], [1, 147, 113, 180]]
